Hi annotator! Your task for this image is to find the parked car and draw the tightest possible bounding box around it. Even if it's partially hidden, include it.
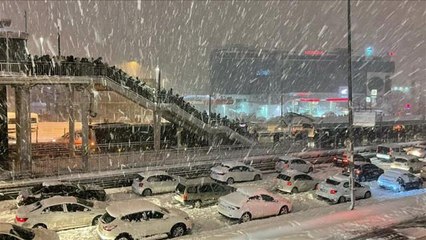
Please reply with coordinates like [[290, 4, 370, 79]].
[[275, 156, 313, 173], [97, 199, 193, 239], [405, 145, 426, 159], [15, 196, 106, 230], [316, 174, 371, 204], [132, 171, 185, 196], [376, 144, 404, 161], [378, 169, 423, 192], [0, 222, 59, 240], [333, 153, 372, 167], [173, 178, 235, 208], [17, 181, 107, 206], [342, 162, 384, 182], [274, 170, 319, 194], [217, 187, 292, 223], [210, 161, 262, 184], [390, 154, 425, 173]]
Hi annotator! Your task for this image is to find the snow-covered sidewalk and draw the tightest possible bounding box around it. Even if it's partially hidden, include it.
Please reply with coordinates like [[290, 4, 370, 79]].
[[183, 193, 426, 240]]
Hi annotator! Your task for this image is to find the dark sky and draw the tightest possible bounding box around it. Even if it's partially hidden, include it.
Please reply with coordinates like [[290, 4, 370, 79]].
[[1, 0, 424, 94]]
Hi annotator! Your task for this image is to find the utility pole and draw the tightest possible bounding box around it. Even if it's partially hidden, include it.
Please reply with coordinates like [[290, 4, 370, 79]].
[[347, 0, 355, 210], [24, 11, 28, 32], [153, 66, 161, 150], [57, 25, 61, 57]]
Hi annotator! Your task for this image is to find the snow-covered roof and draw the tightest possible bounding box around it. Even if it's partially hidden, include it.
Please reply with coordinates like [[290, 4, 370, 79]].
[[330, 174, 349, 182], [40, 196, 77, 206], [106, 199, 160, 217], [278, 155, 300, 161], [221, 161, 246, 168], [237, 186, 268, 196], [280, 169, 305, 177], [138, 170, 169, 178]]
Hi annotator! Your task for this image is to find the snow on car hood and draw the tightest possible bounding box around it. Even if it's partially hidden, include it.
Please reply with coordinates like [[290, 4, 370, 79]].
[[219, 192, 248, 208], [211, 166, 230, 174]]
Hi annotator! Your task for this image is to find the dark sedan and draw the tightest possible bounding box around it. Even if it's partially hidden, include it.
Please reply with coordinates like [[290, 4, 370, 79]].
[[17, 181, 107, 206], [343, 162, 384, 182]]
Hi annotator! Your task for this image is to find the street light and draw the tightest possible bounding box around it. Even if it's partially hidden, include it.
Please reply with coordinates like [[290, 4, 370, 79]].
[[39, 37, 44, 56]]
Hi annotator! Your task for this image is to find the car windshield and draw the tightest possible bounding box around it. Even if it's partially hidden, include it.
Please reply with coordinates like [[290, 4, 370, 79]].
[[136, 175, 145, 181], [325, 178, 340, 186], [11, 225, 35, 239], [30, 202, 42, 212], [159, 207, 170, 214], [395, 158, 407, 163], [102, 212, 116, 224], [220, 163, 231, 168], [30, 184, 43, 194], [277, 174, 291, 181], [377, 146, 391, 154], [176, 183, 186, 194]]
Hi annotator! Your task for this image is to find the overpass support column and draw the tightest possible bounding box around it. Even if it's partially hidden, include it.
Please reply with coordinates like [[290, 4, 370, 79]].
[[15, 85, 32, 172], [80, 88, 90, 171], [0, 86, 8, 167], [153, 110, 161, 151], [67, 85, 75, 157], [176, 127, 183, 149]]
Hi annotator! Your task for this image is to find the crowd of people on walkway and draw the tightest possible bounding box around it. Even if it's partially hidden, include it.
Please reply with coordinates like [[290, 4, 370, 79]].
[[23, 55, 255, 140]]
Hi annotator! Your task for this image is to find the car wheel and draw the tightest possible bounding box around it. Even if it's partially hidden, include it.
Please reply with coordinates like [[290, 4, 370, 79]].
[[170, 223, 186, 238], [364, 191, 371, 199], [240, 212, 251, 223], [32, 224, 47, 229], [291, 188, 299, 194], [278, 206, 289, 215], [409, 168, 414, 173], [360, 176, 366, 182], [194, 200, 202, 208], [115, 233, 133, 240], [254, 175, 261, 181], [308, 167, 313, 173], [142, 189, 152, 197], [337, 196, 346, 204], [227, 178, 235, 185], [92, 215, 102, 225]]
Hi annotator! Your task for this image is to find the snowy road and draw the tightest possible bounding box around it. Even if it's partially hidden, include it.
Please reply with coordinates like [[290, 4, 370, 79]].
[[0, 162, 424, 240]]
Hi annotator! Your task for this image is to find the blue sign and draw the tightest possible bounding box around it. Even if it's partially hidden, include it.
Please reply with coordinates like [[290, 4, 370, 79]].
[[365, 46, 374, 57], [256, 69, 270, 77]]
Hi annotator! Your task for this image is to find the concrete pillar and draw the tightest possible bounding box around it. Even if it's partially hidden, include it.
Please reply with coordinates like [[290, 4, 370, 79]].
[[67, 85, 75, 157], [15, 85, 32, 172], [153, 110, 161, 151], [0, 86, 8, 167], [176, 127, 183, 149], [81, 89, 90, 171]]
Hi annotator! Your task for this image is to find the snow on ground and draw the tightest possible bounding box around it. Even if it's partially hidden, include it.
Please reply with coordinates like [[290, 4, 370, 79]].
[[0, 162, 424, 240]]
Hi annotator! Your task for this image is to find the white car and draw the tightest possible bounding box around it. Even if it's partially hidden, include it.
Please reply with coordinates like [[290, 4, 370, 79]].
[[97, 199, 193, 239], [0, 222, 59, 240], [131, 171, 185, 196], [316, 174, 371, 204], [275, 156, 313, 173], [390, 154, 425, 173], [210, 161, 262, 184], [406, 145, 426, 160], [217, 187, 292, 223], [15, 196, 106, 230], [378, 169, 423, 192], [274, 170, 319, 194]]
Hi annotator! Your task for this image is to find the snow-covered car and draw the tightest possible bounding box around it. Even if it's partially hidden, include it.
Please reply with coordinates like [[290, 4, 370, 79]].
[[97, 199, 193, 239], [15, 196, 106, 230], [316, 174, 371, 204], [210, 161, 262, 184], [342, 162, 384, 182], [376, 144, 404, 161], [274, 170, 319, 194], [173, 178, 235, 208], [131, 171, 185, 196], [0, 222, 59, 240], [217, 187, 292, 223], [275, 156, 313, 173], [390, 154, 425, 173], [405, 145, 426, 160], [17, 181, 107, 206], [378, 169, 423, 192]]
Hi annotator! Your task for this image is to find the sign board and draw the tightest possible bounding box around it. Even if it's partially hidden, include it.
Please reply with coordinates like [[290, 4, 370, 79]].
[[354, 111, 376, 127], [366, 97, 371, 103], [371, 89, 377, 96]]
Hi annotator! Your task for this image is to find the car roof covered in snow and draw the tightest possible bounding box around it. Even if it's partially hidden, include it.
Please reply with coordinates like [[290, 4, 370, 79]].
[[329, 174, 349, 182], [137, 170, 169, 178], [383, 168, 410, 176], [106, 199, 161, 217], [278, 155, 300, 161], [392, 154, 418, 160], [236, 186, 269, 196], [40, 196, 78, 206], [280, 169, 306, 177], [221, 161, 247, 168]]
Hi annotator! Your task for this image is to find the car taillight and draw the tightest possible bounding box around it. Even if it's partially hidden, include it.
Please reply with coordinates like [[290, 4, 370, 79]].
[[183, 193, 188, 201], [139, 182, 144, 187], [15, 216, 28, 223], [330, 189, 337, 194], [287, 181, 292, 186], [355, 169, 361, 175], [103, 225, 117, 231]]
